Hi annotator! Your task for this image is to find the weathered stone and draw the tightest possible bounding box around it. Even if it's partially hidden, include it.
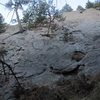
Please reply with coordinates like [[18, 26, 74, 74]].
[[72, 51, 85, 62], [79, 47, 100, 77]]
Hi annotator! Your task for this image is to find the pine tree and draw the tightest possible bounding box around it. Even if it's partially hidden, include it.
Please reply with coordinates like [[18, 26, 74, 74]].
[[6, 0, 31, 31], [60, 3, 73, 13]]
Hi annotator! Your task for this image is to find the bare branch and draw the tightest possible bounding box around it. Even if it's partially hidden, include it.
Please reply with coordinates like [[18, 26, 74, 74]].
[[0, 59, 22, 88], [0, 2, 6, 7]]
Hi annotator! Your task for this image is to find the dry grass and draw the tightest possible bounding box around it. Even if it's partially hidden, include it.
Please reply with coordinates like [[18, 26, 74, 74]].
[[14, 85, 68, 100], [13, 73, 100, 100], [89, 83, 100, 100]]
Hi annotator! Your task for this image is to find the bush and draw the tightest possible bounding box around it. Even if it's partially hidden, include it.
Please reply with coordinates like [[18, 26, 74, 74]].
[[0, 14, 5, 33], [62, 27, 73, 42], [23, 1, 46, 28], [77, 5, 84, 11], [28, 23, 37, 29], [90, 84, 100, 100], [23, 1, 49, 29], [55, 14, 66, 21], [86, 1, 94, 8], [60, 3, 73, 13], [86, 0, 100, 9], [26, 16, 48, 29], [0, 47, 7, 57], [13, 73, 100, 100], [34, 16, 47, 26], [14, 85, 68, 100], [94, 1, 100, 8]]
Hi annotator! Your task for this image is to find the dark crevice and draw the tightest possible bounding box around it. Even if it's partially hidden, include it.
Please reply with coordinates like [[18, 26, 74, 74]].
[[50, 64, 85, 76], [2, 29, 26, 41]]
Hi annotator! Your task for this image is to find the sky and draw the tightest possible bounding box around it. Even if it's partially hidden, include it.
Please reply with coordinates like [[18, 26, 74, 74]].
[[0, 0, 95, 24]]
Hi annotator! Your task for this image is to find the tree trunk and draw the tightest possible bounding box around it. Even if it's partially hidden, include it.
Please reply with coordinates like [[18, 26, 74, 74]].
[[47, 9, 52, 34], [15, 8, 23, 31]]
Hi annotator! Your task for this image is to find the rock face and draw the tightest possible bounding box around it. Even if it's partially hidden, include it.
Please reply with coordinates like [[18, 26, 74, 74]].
[[79, 43, 100, 77], [0, 8, 100, 100], [72, 51, 85, 62]]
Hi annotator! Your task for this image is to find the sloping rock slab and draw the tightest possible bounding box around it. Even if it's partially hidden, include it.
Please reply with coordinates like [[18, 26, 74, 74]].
[[79, 47, 100, 77]]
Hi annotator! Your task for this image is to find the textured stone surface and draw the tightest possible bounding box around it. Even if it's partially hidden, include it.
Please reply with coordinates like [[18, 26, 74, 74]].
[[0, 8, 100, 100]]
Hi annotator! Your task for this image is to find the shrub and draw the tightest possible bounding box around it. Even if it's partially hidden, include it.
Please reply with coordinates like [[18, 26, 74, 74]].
[[0, 14, 5, 33], [86, 1, 94, 8], [62, 27, 72, 42], [13, 73, 100, 100], [22, 1, 47, 28], [34, 16, 47, 26], [0, 47, 7, 58], [86, 0, 100, 9], [28, 23, 37, 29], [91, 84, 100, 100], [76, 5, 85, 13], [55, 14, 66, 21], [23, 0, 60, 34], [14, 85, 68, 100], [60, 3, 73, 13], [26, 16, 48, 29], [94, 1, 100, 8], [77, 5, 85, 11]]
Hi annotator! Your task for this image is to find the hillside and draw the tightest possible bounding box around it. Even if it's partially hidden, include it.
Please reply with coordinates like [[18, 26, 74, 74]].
[[0, 8, 100, 100]]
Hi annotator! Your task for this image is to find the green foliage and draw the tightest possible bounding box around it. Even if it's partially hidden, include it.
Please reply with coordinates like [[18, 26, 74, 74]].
[[62, 27, 72, 42], [27, 16, 48, 28], [0, 47, 7, 57], [54, 13, 65, 21], [0, 14, 5, 33], [23, 1, 48, 27], [86, 1, 94, 8], [23, 2, 47, 28], [77, 5, 85, 11], [23, 0, 58, 29], [86, 0, 100, 9], [5, 0, 13, 10], [23, 10, 33, 25], [94, 0, 100, 8], [6, 0, 31, 31], [60, 3, 73, 13], [34, 16, 47, 25], [28, 23, 37, 28], [6, 0, 30, 8]]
